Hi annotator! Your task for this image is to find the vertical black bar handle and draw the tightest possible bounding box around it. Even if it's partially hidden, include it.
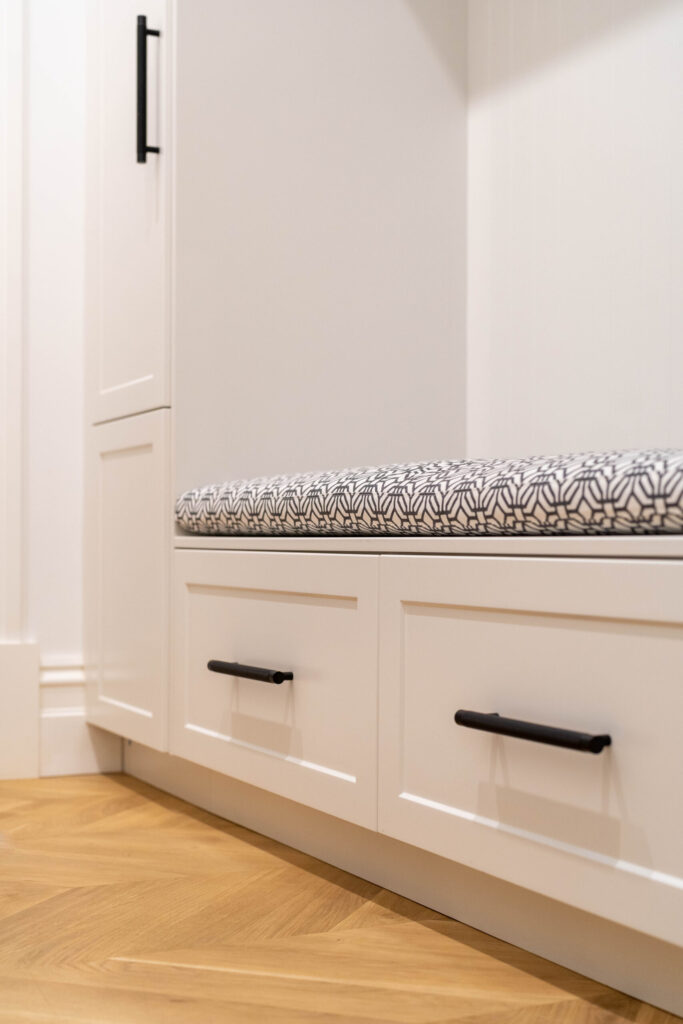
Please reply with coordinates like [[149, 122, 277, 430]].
[[137, 15, 161, 163]]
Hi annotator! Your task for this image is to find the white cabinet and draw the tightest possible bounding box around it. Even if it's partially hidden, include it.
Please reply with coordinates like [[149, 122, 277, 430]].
[[171, 550, 379, 828], [378, 555, 683, 946], [165, 541, 683, 948], [84, 3, 172, 747], [85, 410, 170, 749], [85, 0, 171, 424]]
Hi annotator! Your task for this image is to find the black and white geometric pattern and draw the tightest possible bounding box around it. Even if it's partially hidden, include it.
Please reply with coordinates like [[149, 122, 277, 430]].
[[175, 449, 683, 537]]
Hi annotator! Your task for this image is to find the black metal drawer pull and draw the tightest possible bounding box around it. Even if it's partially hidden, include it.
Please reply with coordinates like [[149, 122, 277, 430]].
[[137, 15, 161, 163], [454, 710, 611, 754], [207, 661, 294, 685]]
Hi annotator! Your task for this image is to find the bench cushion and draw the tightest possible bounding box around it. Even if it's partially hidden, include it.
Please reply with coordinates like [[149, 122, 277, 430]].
[[175, 449, 683, 537]]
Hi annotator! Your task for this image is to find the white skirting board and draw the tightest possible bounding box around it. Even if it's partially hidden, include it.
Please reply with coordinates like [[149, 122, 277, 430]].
[[40, 712, 122, 777], [125, 741, 683, 1018], [39, 657, 122, 776], [0, 644, 40, 779]]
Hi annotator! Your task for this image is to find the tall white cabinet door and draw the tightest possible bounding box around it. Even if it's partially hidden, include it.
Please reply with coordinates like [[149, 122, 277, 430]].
[[85, 0, 170, 424], [85, 410, 170, 749], [378, 556, 683, 946]]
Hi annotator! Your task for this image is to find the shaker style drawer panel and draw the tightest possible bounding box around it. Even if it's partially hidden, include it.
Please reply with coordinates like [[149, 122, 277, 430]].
[[378, 556, 683, 946], [84, 410, 170, 750], [171, 551, 379, 828]]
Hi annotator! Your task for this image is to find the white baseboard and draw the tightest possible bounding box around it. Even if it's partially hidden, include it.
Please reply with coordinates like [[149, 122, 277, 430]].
[[39, 656, 122, 776], [125, 741, 683, 1018], [0, 643, 40, 779]]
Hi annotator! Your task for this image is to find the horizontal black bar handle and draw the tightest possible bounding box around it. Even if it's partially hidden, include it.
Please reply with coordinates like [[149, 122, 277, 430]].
[[137, 15, 161, 163], [207, 660, 294, 686], [454, 710, 611, 754]]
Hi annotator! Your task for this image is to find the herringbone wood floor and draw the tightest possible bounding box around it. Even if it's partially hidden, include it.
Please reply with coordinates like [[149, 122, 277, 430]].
[[0, 774, 678, 1023]]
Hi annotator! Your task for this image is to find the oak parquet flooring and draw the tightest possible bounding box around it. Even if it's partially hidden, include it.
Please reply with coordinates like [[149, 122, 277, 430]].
[[0, 773, 678, 1023]]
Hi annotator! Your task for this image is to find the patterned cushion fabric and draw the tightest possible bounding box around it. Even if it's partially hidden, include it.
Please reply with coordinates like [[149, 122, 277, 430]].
[[175, 449, 683, 537]]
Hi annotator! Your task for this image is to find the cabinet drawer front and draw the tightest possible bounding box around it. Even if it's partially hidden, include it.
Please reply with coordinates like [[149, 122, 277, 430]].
[[172, 551, 378, 828], [379, 556, 683, 946]]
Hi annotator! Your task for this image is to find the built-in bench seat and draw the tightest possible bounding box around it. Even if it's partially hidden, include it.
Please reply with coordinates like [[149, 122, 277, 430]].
[[175, 448, 683, 537]]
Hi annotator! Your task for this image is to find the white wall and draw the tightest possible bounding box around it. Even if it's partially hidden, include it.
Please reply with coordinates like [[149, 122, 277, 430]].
[[467, 0, 683, 458], [0, 0, 25, 642], [174, 0, 468, 494], [25, 0, 85, 665]]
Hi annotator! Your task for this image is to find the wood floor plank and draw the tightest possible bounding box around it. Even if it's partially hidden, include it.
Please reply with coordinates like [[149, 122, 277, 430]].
[[328, 886, 449, 932], [0, 958, 548, 1024], [121, 923, 578, 1001], [0, 881, 70, 923], [0, 973, 390, 1024], [0, 774, 678, 1023]]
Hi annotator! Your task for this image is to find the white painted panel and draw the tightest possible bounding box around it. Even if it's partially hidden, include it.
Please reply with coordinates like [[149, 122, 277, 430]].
[[0, 0, 24, 641], [26, 0, 86, 660], [174, 0, 467, 493], [85, 411, 170, 748], [171, 550, 379, 828], [467, 0, 683, 457], [39, 657, 122, 776], [85, 0, 170, 423], [40, 714, 122, 777], [379, 555, 683, 946]]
